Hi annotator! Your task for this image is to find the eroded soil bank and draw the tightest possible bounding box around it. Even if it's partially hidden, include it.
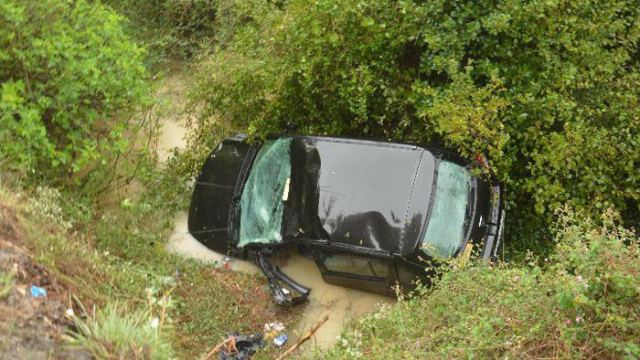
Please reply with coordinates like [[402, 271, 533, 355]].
[[0, 203, 88, 360]]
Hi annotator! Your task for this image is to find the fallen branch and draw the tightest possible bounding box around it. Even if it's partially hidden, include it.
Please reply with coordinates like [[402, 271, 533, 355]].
[[276, 314, 329, 360], [204, 336, 235, 360]]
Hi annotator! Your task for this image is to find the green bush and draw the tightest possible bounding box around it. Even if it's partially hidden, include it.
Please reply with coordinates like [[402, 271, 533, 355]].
[[190, 0, 640, 246], [0, 0, 151, 191], [105, 0, 219, 58], [322, 209, 640, 359]]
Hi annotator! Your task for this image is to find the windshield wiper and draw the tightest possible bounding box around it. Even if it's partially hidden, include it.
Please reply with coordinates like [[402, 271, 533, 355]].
[[462, 180, 477, 240]]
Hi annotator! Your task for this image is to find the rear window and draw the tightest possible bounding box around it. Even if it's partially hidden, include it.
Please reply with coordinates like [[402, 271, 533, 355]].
[[238, 138, 292, 247], [421, 161, 471, 258]]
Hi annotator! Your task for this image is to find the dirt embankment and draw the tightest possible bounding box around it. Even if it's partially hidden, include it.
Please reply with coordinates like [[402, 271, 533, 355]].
[[0, 203, 87, 360]]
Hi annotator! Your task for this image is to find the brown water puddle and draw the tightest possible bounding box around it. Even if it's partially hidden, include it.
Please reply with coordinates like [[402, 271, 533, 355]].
[[157, 68, 392, 349], [166, 212, 392, 348], [154, 68, 191, 163], [274, 251, 391, 349]]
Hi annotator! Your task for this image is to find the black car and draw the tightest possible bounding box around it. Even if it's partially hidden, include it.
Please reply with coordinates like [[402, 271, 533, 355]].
[[188, 134, 505, 305]]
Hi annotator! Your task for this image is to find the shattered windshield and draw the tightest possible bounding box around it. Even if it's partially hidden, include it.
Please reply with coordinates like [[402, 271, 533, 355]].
[[238, 138, 293, 247], [421, 161, 471, 258]]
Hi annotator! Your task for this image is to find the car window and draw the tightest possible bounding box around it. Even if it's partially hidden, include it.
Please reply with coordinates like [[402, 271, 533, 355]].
[[238, 138, 292, 247], [421, 161, 471, 258], [322, 253, 389, 278]]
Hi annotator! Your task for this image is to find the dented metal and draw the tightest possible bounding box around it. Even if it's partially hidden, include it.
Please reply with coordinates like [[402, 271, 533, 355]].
[[188, 135, 505, 305]]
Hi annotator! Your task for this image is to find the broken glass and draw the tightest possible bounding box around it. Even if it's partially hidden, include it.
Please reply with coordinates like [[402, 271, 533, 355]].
[[238, 138, 293, 247], [421, 161, 471, 258]]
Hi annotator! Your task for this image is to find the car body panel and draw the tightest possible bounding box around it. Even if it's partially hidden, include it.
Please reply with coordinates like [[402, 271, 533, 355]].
[[188, 138, 252, 253], [188, 134, 505, 303], [310, 245, 397, 295], [300, 136, 435, 256]]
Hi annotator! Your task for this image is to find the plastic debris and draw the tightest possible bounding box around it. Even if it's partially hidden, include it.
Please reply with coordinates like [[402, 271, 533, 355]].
[[264, 321, 286, 341], [218, 333, 264, 360], [264, 321, 285, 333], [222, 256, 232, 270], [273, 334, 288, 347], [30, 285, 47, 298], [150, 317, 160, 329]]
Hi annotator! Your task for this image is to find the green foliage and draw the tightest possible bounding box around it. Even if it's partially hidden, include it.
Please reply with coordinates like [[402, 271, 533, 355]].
[[0, 0, 151, 192], [105, 0, 219, 58], [322, 209, 640, 359], [190, 0, 640, 246], [93, 165, 187, 262], [65, 303, 174, 359]]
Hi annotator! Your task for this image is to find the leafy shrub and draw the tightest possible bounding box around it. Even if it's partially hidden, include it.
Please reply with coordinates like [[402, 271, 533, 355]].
[[190, 0, 640, 245], [323, 209, 640, 359], [0, 0, 151, 191], [105, 0, 219, 58]]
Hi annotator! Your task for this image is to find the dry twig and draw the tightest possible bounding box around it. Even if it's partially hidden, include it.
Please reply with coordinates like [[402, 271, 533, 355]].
[[276, 314, 329, 360]]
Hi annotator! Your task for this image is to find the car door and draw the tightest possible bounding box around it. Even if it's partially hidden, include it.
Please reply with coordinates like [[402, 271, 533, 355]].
[[310, 246, 397, 295]]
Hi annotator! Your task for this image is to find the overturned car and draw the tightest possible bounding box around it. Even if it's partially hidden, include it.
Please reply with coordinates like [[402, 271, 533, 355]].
[[188, 135, 505, 305]]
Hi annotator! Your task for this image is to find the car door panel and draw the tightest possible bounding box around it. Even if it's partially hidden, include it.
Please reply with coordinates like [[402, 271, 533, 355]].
[[310, 246, 397, 295]]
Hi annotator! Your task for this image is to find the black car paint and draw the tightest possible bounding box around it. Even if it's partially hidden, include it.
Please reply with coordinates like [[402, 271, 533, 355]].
[[284, 136, 436, 256], [188, 136, 255, 253], [188, 135, 504, 303]]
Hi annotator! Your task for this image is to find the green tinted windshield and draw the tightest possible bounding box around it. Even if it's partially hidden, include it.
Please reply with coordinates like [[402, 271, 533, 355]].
[[238, 138, 292, 248], [421, 161, 471, 258]]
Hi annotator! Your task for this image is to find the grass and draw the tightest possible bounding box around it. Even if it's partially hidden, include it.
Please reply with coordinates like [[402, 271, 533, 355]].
[[65, 303, 174, 359], [321, 209, 640, 359], [0, 174, 300, 358]]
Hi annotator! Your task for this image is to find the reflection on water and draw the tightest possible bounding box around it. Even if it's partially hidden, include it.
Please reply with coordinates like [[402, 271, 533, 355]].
[[166, 212, 392, 348]]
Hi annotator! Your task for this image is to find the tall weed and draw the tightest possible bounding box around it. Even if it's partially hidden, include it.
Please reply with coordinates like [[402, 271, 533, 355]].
[[65, 303, 174, 360]]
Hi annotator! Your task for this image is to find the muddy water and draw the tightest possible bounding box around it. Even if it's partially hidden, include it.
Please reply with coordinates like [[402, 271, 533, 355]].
[[154, 67, 191, 163], [156, 119, 189, 163], [166, 213, 259, 274], [274, 252, 390, 349], [166, 212, 392, 348], [158, 69, 392, 349]]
